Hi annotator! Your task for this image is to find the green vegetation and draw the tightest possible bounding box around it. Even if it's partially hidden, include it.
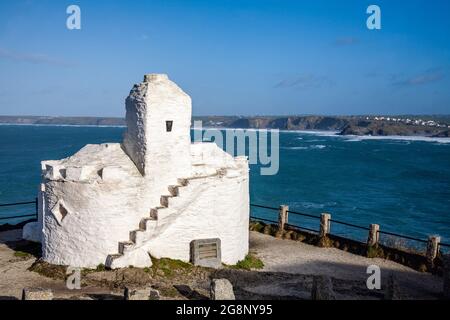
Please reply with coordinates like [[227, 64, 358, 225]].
[[230, 254, 264, 270], [249, 221, 265, 233], [158, 286, 179, 298], [367, 245, 384, 259], [151, 257, 193, 277], [13, 251, 31, 258], [317, 236, 333, 248], [28, 260, 67, 280], [143, 267, 151, 273], [95, 263, 106, 272]]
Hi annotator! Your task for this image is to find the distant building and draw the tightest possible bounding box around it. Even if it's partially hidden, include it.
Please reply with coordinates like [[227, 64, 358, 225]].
[[23, 74, 250, 268]]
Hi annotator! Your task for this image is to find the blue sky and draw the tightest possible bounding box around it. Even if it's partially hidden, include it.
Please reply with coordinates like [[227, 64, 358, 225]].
[[0, 0, 449, 116]]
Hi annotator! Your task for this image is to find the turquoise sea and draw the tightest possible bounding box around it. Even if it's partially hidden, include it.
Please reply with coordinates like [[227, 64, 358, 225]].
[[1, 125, 449, 248]]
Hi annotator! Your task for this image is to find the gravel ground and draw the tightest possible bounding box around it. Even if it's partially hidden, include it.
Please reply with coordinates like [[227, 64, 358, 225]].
[[0, 229, 444, 300], [250, 231, 443, 299]]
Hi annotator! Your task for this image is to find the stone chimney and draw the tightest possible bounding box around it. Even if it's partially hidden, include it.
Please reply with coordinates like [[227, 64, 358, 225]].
[[122, 74, 192, 186]]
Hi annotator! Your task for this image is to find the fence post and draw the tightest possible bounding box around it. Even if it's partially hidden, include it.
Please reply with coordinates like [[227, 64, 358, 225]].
[[278, 205, 289, 231], [426, 235, 440, 267], [319, 213, 331, 238], [367, 224, 380, 246]]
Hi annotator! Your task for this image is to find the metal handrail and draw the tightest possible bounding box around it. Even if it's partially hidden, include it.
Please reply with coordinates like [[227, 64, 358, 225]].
[[0, 200, 36, 207], [377, 230, 429, 244], [329, 218, 370, 231], [0, 214, 37, 221], [0, 198, 38, 223], [0, 200, 447, 249], [249, 203, 447, 247]]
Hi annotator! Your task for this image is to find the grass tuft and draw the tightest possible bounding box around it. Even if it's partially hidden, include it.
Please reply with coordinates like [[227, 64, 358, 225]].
[[95, 263, 106, 272], [14, 251, 31, 258], [230, 254, 264, 270], [151, 257, 192, 277]]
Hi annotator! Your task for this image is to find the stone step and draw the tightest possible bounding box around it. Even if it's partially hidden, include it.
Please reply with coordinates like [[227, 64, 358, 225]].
[[130, 229, 147, 246], [119, 241, 135, 254], [160, 195, 173, 207], [150, 207, 164, 219], [105, 254, 122, 268], [106, 249, 152, 269], [168, 185, 180, 196], [155, 207, 173, 221], [139, 217, 157, 232], [177, 178, 189, 186]]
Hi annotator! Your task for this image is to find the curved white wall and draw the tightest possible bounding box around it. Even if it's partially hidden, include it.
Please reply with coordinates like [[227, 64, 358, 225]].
[[146, 168, 250, 264]]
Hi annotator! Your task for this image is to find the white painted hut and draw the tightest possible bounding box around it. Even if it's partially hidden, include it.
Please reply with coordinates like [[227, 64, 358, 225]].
[[23, 74, 249, 268]]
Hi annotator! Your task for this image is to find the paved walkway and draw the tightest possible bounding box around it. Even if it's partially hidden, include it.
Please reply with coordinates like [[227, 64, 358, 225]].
[[249, 231, 442, 299]]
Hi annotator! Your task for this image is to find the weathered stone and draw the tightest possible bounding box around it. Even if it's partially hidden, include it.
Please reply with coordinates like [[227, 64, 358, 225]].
[[22, 287, 53, 300], [124, 287, 150, 300], [149, 289, 160, 300], [124, 287, 161, 300], [210, 279, 235, 300], [311, 276, 335, 300]]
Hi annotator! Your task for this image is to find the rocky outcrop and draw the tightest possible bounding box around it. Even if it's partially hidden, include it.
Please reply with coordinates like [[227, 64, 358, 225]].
[[432, 130, 450, 137], [339, 121, 448, 137], [223, 116, 350, 130]]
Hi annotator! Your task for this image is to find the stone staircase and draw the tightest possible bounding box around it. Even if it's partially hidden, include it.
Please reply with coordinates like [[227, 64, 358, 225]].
[[105, 173, 220, 269], [105, 178, 189, 269]]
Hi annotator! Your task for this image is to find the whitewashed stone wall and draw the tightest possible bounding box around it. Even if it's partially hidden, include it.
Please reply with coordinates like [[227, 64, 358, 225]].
[[40, 144, 155, 267], [146, 156, 249, 264], [123, 74, 192, 190], [24, 74, 250, 268]]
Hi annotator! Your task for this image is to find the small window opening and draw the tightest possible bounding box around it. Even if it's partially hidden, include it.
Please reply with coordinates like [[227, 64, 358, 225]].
[[166, 120, 173, 132], [59, 204, 68, 221]]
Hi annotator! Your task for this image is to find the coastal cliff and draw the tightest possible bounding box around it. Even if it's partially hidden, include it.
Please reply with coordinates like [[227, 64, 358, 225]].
[[199, 115, 450, 137], [1, 115, 449, 137], [338, 121, 449, 137]]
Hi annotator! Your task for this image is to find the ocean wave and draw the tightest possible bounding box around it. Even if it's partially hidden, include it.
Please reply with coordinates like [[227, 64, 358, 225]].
[[341, 135, 450, 144], [292, 130, 340, 136], [291, 201, 338, 210], [311, 144, 326, 149], [281, 146, 308, 150], [285, 129, 450, 144], [307, 139, 326, 142], [282, 144, 327, 150]]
